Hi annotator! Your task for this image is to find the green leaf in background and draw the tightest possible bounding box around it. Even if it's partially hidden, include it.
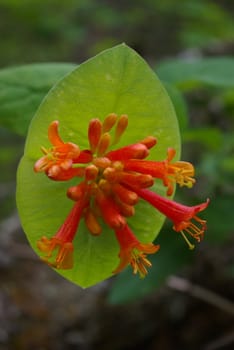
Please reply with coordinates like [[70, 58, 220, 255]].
[[156, 57, 234, 90], [17, 44, 180, 287], [0, 63, 76, 136], [163, 82, 189, 131], [183, 127, 222, 150], [205, 196, 233, 243]]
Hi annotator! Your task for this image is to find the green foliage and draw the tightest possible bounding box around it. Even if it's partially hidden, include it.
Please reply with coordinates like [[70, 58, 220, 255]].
[[16, 45, 180, 287], [157, 57, 234, 90], [0, 52, 231, 296], [0, 50, 232, 299], [0, 0, 82, 65], [163, 83, 189, 131], [0, 63, 75, 135], [204, 196, 233, 242], [178, 0, 234, 48], [1, 0, 234, 299], [0, 127, 24, 220], [183, 128, 222, 150], [1, 0, 234, 67]]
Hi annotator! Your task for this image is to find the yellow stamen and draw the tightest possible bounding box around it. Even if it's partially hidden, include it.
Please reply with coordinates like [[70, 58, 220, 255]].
[[131, 250, 152, 278], [180, 231, 195, 250], [170, 161, 196, 189]]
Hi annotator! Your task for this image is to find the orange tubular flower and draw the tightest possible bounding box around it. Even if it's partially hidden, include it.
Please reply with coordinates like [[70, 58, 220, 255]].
[[133, 187, 209, 249], [34, 113, 209, 276], [37, 195, 88, 269], [34, 120, 81, 179], [95, 188, 126, 230], [113, 224, 160, 278], [123, 148, 195, 196]]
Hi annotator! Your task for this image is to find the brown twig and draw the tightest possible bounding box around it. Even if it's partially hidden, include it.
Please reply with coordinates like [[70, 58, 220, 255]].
[[167, 275, 234, 316]]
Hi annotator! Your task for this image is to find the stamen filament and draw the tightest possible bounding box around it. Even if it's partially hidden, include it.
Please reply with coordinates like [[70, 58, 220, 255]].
[[180, 231, 195, 250]]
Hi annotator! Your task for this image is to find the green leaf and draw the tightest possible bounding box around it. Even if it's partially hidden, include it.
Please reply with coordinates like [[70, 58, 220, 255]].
[[183, 127, 222, 150], [17, 44, 180, 288], [163, 82, 189, 131], [156, 57, 234, 90], [205, 197, 233, 243], [0, 63, 76, 135]]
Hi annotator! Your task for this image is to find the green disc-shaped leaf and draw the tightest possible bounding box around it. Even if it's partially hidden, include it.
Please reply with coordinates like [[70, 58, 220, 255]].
[[17, 44, 180, 287]]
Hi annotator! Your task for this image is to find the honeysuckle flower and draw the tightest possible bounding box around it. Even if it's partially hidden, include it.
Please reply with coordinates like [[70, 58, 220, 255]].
[[113, 224, 160, 278], [34, 120, 81, 177], [123, 147, 195, 196], [131, 187, 209, 250], [37, 192, 88, 269], [34, 113, 209, 276]]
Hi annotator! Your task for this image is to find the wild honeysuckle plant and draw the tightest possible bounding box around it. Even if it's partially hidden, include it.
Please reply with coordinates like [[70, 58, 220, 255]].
[[17, 44, 209, 287], [34, 115, 208, 277]]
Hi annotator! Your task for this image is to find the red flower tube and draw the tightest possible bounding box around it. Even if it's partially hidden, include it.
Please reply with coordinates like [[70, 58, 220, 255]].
[[37, 195, 88, 269], [133, 187, 209, 249], [113, 224, 160, 277]]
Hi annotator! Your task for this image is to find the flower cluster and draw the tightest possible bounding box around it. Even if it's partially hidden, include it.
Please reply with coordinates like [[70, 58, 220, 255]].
[[34, 113, 209, 277]]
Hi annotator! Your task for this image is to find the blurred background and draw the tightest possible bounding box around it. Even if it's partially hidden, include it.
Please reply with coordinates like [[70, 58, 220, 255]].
[[0, 0, 234, 349]]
